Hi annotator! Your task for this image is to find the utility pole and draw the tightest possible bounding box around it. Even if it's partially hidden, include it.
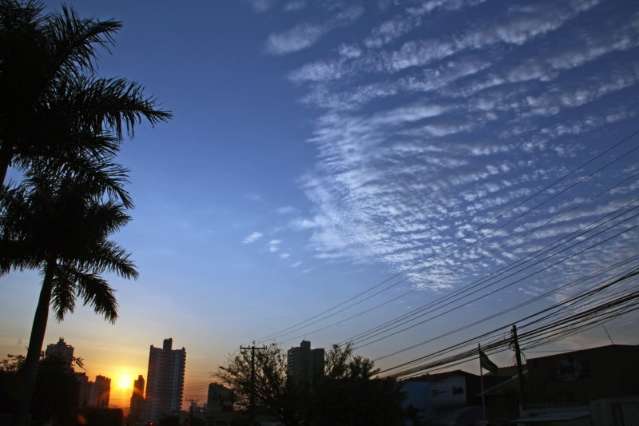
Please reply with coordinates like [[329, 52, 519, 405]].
[[240, 341, 267, 425], [511, 324, 527, 411], [477, 343, 487, 424]]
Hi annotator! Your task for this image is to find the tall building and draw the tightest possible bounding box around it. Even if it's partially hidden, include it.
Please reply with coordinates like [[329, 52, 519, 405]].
[[91, 375, 111, 408], [207, 383, 234, 412], [75, 373, 111, 408], [287, 340, 324, 386], [45, 337, 74, 368], [75, 372, 91, 408], [129, 375, 145, 423], [144, 338, 186, 421]]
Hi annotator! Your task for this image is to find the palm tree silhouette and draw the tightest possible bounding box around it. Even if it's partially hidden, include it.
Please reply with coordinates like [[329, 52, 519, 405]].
[[0, 160, 138, 424], [1, 3, 170, 423], [0, 0, 171, 184]]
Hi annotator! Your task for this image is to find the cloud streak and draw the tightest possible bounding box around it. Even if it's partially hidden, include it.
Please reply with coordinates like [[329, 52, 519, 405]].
[[252, 0, 639, 295], [243, 232, 264, 244], [265, 5, 364, 55]]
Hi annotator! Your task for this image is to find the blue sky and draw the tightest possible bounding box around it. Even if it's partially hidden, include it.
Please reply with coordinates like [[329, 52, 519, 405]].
[[2, 0, 639, 405]]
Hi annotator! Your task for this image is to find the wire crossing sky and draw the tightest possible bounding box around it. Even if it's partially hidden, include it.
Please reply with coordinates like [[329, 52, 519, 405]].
[[1, 0, 639, 405]]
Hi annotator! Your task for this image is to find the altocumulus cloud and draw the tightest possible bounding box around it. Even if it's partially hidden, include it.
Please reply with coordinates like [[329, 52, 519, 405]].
[[249, 0, 278, 13], [265, 5, 364, 55], [242, 231, 264, 244], [266, 23, 326, 55], [260, 0, 639, 291]]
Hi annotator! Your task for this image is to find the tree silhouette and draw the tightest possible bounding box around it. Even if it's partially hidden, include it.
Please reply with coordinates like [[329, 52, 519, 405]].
[[0, 162, 137, 424], [218, 344, 301, 426], [314, 345, 403, 426], [1, 353, 79, 425], [0, 0, 171, 185], [1, 3, 171, 422], [324, 344, 378, 380], [217, 344, 404, 426], [30, 355, 80, 426]]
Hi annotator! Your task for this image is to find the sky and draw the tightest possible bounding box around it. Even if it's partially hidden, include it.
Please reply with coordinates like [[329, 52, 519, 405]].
[[1, 0, 639, 408]]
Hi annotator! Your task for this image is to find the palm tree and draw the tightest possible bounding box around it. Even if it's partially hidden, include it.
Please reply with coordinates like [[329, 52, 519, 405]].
[[0, 0, 171, 184], [0, 161, 138, 424]]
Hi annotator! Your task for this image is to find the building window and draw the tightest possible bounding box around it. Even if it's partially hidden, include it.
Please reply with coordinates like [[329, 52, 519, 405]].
[[452, 386, 464, 395], [557, 357, 590, 381]]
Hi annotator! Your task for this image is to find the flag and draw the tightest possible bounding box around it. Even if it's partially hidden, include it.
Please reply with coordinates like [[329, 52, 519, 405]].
[[480, 349, 499, 374]]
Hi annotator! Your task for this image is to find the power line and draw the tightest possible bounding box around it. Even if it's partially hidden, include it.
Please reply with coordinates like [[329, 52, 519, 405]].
[[271, 167, 639, 345], [346, 201, 639, 348], [386, 291, 639, 379], [371, 253, 639, 362], [354, 222, 639, 351], [384, 279, 639, 377], [298, 158, 639, 342], [278, 287, 414, 345], [256, 127, 639, 344], [377, 268, 639, 377], [489, 127, 639, 222], [265, 274, 410, 343], [258, 272, 406, 342], [342, 168, 639, 347]]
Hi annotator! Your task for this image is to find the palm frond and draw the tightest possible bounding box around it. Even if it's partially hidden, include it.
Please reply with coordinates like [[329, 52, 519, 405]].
[[72, 269, 118, 323], [18, 113, 121, 159], [82, 200, 131, 238], [0, 184, 30, 233], [76, 132, 120, 158], [65, 157, 133, 207], [0, 0, 45, 30], [72, 240, 138, 280], [64, 76, 172, 139], [50, 264, 75, 321], [44, 5, 121, 78], [0, 185, 43, 273], [0, 240, 40, 274], [25, 155, 133, 208]]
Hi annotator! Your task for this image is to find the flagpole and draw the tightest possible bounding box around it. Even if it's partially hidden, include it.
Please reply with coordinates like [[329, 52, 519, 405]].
[[478, 343, 487, 424]]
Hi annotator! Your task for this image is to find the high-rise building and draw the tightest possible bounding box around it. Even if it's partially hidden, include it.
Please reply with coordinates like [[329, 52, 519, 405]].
[[207, 383, 234, 413], [75, 372, 91, 408], [91, 375, 111, 408], [129, 375, 145, 423], [144, 338, 186, 421], [45, 337, 74, 368], [75, 373, 111, 408], [287, 340, 324, 386], [188, 401, 207, 420]]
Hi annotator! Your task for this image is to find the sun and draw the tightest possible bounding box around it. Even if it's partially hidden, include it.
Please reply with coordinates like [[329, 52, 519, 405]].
[[116, 373, 133, 391]]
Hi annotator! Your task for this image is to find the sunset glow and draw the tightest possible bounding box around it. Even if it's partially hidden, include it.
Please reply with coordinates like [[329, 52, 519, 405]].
[[2, 0, 639, 422], [116, 373, 133, 391]]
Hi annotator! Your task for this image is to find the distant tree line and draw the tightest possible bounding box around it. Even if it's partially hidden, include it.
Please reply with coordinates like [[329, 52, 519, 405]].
[[217, 344, 405, 426], [0, 352, 94, 426]]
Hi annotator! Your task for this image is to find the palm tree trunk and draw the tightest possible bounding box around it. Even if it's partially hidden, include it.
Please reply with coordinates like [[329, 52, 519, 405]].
[[15, 262, 54, 426], [0, 142, 12, 186]]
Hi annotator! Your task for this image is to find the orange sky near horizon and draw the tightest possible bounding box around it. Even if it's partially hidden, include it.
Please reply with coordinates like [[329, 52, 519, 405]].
[[4, 0, 639, 416], [0, 335, 217, 409], [2, 277, 637, 410], [69, 342, 217, 409], [0, 322, 222, 410], [0, 272, 235, 410]]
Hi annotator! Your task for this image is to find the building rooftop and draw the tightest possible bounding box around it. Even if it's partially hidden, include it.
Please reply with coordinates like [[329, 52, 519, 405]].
[[526, 344, 639, 363], [404, 369, 479, 383]]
